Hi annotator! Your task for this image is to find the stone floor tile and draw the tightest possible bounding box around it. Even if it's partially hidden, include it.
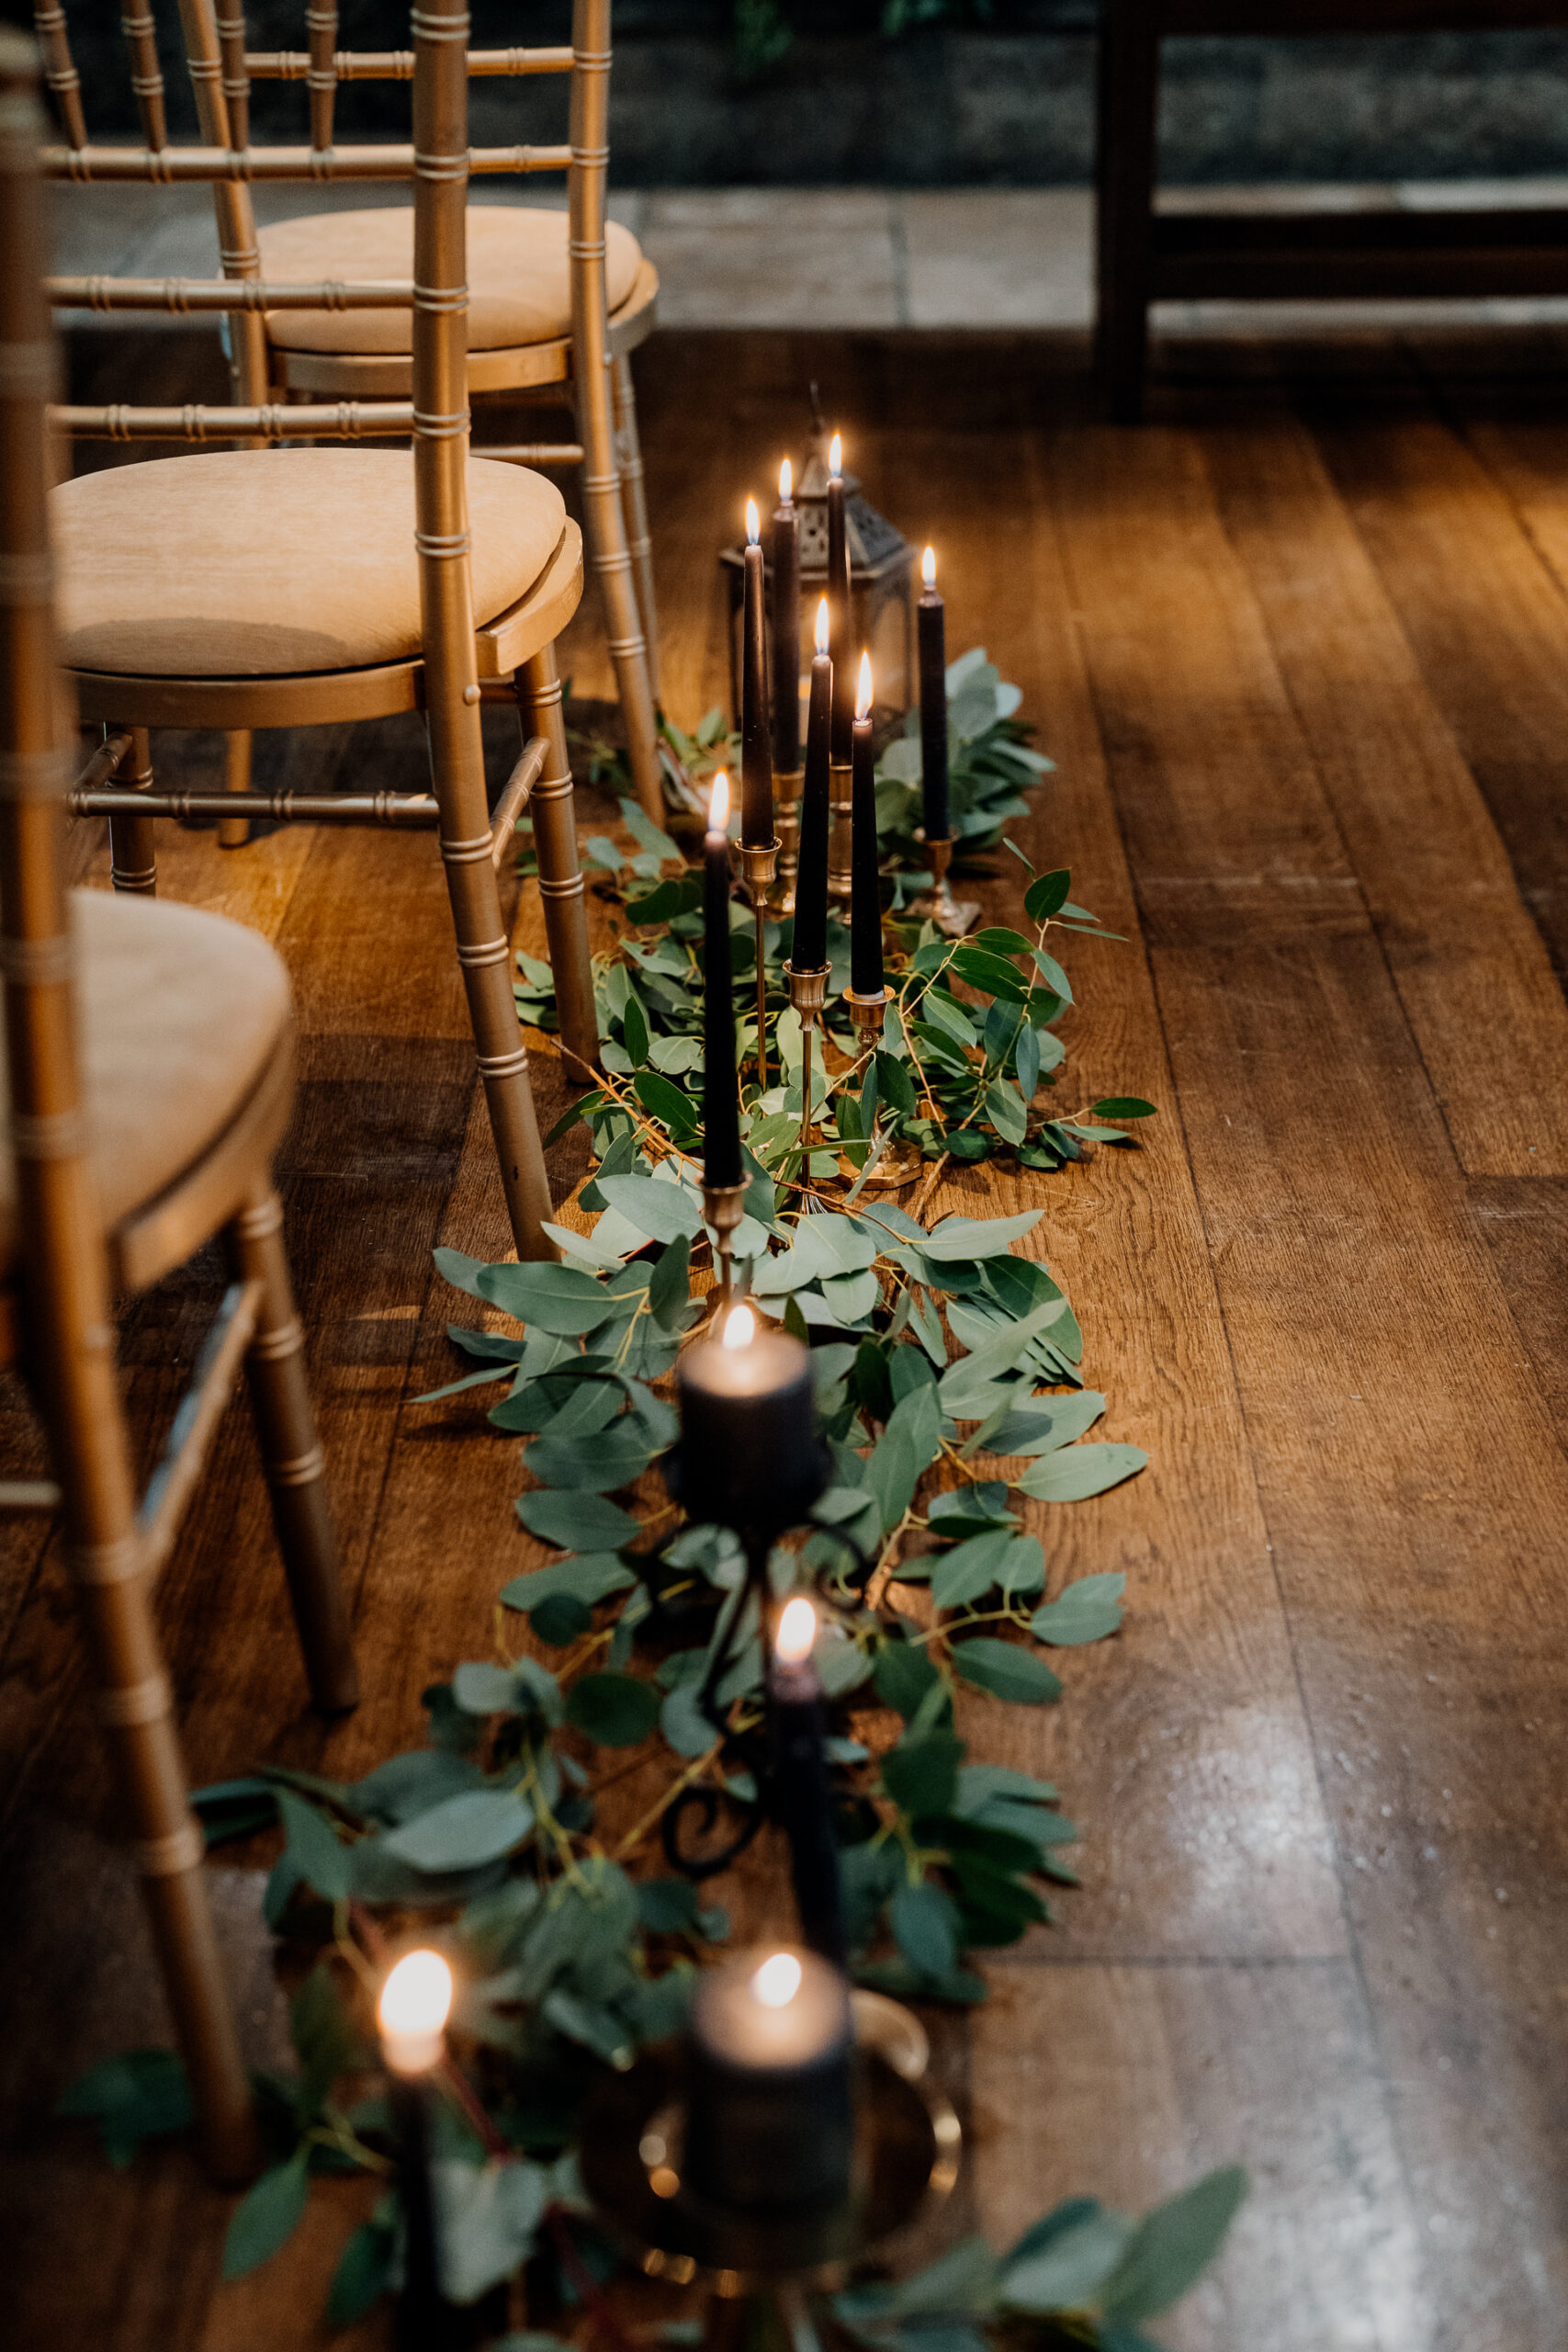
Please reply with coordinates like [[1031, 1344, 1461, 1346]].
[[901, 187, 1092, 328], [640, 187, 899, 328]]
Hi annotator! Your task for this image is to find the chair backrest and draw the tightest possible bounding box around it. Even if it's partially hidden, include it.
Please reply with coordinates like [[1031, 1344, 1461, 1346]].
[[37, 0, 616, 424], [0, 23, 141, 1544]]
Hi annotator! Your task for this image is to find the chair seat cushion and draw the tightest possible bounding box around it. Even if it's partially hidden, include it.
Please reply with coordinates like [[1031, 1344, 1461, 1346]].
[[51, 447, 565, 677], [0, 890, 291, 1272], [256, 205, 643, 354]]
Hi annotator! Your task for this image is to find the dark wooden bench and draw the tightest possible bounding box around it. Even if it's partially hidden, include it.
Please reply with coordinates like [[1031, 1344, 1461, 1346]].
[[1096, 0, 1568, 419]]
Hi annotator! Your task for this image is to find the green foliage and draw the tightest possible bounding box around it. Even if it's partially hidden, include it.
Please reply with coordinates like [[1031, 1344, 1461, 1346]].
[[53, 2049, 193, 2167], [59, 660, 1239, 2345]]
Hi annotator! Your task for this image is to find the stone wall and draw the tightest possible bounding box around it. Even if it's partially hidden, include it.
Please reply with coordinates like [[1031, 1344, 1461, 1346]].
[[55, 6, 1568, 186]]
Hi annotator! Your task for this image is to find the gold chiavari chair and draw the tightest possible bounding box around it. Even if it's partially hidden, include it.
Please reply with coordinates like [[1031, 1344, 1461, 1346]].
[[0, 26, 355, 2180], [236, 0, 663, 820], [37, 0, 600, 1265]]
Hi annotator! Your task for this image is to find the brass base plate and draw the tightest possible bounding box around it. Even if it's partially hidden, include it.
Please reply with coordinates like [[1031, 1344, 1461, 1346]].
[[581, 2033, 958, 2285], [839, 1142, 923, 1192], [903, 887, 981, 940]]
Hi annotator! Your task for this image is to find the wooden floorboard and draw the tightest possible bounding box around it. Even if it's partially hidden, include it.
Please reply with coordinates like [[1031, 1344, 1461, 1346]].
[[5, 325, 1568, 2350]]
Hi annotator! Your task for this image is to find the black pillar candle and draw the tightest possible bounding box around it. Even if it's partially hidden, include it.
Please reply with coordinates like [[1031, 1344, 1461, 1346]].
[[849, 651, 883, 1001], [673, 1306, 819, 1530], [379, 1951, 457, 2352], [827, 435, 853, 767], [792, 598, 832, 973], [703, 772, 742, 1191], [684, 1946, 854, 2214], [771, 458, 801, 776], [740, 499, 773, 849], [918, 544, 949, 844], [770, 1597, 847, 1968]]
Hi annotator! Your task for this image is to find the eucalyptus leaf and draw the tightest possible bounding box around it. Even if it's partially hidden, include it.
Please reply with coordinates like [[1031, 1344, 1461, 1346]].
[[890, 1881, 962, 1979], [567, 1673, 660, 1747], [1015, 1443, 1147, 1503], [222, 2146, 311, 2280], [1030, 1572, 1126, 1646], [1100, 2165, 1247, 2324], [951, 1639, 1063, 1707], [515, 1489, 641, 1550], [923, 1212, 1043, 1261], [383, 1789, 534, 1871], [598, 1172, 704, 1246]]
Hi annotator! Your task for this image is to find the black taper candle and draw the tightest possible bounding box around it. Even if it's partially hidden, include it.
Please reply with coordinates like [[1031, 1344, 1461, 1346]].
[[849, 651, 883, 1000], [793, 600, 832, 972], [771, 458, 801, 775], [389, 2077, 455, 2352], [378, 1951, 457, 2352], [827, 437, 853, 766], [703, 772, 742, 1189], [770, 1598, 847, 1967], [918, 543, 949, 844], [740, 500, 772, 848]]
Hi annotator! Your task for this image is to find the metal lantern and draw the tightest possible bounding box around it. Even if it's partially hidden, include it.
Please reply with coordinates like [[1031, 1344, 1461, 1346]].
[[720, 399, 917, 748]]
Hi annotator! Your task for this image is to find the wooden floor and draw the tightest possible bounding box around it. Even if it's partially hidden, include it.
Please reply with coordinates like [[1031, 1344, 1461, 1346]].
[[6, 322, 1568, 2352]]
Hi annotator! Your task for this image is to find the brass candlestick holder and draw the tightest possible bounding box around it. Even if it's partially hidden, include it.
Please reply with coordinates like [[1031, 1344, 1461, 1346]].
[[827, 760, 854, 905], [840, 985, 920, 1191], [904, 833, 979, 939], [702, 1180, 749, 1312], [784, 959, 830, 1165], [771, 767, 803, 914], [739, 837, 780, 1091], [581, 1992, 960, 2333]]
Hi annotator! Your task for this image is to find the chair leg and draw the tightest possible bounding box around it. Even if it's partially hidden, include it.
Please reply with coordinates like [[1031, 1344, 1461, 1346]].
[[218, 730, 253, 850], [611, 353, 660, 706], [513, 643, 601, 1084], [107, 724, 157, 896], [434, 777, 558, 1261], [227, 1182, 358, 1713], [1095, 0, 1159, 424], [59, 1388, 256, 2180], [580, 367, 663, 823]]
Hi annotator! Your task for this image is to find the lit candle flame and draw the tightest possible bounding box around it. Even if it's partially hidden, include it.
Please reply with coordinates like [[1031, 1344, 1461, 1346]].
[[708, 769, 729, 832], [779, 456, 792, 503], [746, 496, 760, 547], [721, 1302, 755, 1350], [829, 432, 842, 480], [776, 1594, 817, 1665], [378, 1949, 453, 2075], [751, 1951, 803, 2009], [856, 650, 873, 720], [815, 595, 830, 656], [922, 544, 937, 590]]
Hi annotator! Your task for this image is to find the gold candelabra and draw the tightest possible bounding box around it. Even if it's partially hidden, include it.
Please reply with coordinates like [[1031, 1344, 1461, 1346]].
[[903, 831, 979, 938], [784, 958, 830, 1166], [841, 985, 920, 1190], [826, 759, 854, 905], [770, 766, 803, 914], [701, 1180, 749, 1312], [738, 837, 779, 1091]]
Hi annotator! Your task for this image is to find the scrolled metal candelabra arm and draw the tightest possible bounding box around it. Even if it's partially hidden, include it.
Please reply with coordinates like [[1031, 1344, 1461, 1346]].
[[738, 838, 779, 1092], [656, 1467, 871, 1889], [904, 831, 980, 939]]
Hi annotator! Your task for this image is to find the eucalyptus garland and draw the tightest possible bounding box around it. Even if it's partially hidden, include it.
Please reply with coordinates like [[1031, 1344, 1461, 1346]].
[[57, 658, 1243, 2344]]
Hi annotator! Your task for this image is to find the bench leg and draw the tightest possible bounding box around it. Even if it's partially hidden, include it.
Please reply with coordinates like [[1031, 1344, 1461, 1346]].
[[1096, 0, 1159, 424]]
